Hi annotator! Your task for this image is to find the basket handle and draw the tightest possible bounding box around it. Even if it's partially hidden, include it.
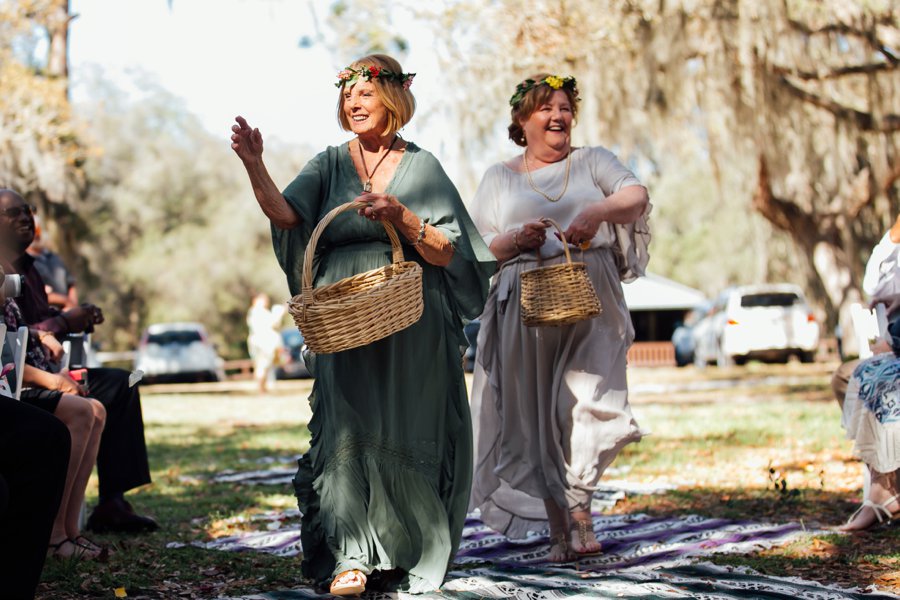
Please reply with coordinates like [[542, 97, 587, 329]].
[[301, 200, 405, 295], [535, 217, 574, 267]]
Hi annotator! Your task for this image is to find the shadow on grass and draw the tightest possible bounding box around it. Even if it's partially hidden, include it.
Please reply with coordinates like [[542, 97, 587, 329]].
[[614, 485, 900, 594], [36, 422, 313, 598]]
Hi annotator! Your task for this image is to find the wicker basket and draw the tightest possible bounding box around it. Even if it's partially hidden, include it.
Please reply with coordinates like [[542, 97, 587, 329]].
[[287, 200, 424, 353], [519, 218, 602, 327]]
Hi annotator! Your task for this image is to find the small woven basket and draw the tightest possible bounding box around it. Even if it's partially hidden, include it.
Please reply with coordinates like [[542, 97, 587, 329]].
[[519, 218, 602, 327], [287, 200, 424, 353]]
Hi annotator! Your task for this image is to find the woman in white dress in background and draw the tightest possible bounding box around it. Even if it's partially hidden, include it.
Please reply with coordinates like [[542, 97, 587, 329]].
[[466, 73, 651, 561], [246, 293, 285, 393]]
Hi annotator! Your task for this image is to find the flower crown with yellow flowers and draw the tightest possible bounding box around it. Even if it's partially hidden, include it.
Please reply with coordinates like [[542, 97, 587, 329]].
[[335, 65, 416, 90], [509, 75, 578, 107]]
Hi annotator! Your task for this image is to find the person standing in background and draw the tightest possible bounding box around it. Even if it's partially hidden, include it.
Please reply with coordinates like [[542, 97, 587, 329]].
[[27, 216, 78, 311], [246, 293, 285, 393]]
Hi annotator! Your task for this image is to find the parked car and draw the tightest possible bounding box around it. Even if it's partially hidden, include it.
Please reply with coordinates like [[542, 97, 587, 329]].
[[671, 302, 711, 367], [691, 284, 820, 367], [134, 322, 225, 383], [275, 327, 311, 379]]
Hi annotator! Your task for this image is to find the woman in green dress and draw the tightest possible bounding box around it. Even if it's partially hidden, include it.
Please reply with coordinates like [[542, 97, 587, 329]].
[[230, 54, 494, 595]]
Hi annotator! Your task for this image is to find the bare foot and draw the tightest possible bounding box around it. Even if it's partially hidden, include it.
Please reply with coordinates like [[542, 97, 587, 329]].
[[330, 569, 367, 596], [547, 534, 576, 562], [838, 496, 899, 532], [48, 538, 101, 560], [570, 519, 602, 554]]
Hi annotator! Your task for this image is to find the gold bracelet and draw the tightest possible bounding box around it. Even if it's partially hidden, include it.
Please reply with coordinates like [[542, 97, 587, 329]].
[[513, 230, 525, 252]]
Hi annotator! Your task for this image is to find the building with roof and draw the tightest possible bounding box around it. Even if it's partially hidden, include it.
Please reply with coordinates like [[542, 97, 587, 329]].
[[623, 273, 707, 366]]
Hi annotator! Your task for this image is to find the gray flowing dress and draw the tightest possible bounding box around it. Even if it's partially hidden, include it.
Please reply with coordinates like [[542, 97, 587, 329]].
[[273, 141, 494, 592], [466, 146, 651, 539]]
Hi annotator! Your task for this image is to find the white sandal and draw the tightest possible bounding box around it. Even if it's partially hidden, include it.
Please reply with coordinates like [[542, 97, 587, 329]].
[[841, 494, 900, 530]]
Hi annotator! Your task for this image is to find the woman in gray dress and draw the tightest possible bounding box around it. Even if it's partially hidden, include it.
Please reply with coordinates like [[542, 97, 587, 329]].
[[231, 54, 494, 594], [466, 74, 651, 562]]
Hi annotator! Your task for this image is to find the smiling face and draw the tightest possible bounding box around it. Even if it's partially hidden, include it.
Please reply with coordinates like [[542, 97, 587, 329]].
[[342, 80, 390, 139], [520, 90, 574, 153], [0, 190, 35, 259]]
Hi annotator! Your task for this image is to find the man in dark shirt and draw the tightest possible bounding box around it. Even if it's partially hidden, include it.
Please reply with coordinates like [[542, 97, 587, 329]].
[[28, 217, 79, 310], [0, 189, 158, 534]]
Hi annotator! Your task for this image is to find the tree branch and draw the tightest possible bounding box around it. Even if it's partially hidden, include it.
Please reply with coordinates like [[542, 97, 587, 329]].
[[880, 45, 899, 65], [785, 14, 898, 64], [771, 60, 896, 80], [778, 76, 900, 132], [786, 16, 894, 38], [752, 155, 816, 237], [883, 163, 900, 195]]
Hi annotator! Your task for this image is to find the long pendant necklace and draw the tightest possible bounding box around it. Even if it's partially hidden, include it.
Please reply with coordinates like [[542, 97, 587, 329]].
[[523, 148, 572, 202], [358, 135, 398, 192]]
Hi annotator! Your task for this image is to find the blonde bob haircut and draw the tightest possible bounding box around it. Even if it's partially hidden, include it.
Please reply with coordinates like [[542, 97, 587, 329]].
[[508, 73, 579, 147], [336, 54, 416, 137]]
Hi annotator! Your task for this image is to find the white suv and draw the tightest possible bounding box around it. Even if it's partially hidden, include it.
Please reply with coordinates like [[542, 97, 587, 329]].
[[692, 284, 820, 366]]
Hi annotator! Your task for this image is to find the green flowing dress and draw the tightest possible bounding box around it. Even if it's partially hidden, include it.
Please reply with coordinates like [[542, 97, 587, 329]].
[[273, 141, 494, 593]]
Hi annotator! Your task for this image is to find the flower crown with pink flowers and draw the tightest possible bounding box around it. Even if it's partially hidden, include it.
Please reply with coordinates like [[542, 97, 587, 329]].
[[335, 65, 416, 90]]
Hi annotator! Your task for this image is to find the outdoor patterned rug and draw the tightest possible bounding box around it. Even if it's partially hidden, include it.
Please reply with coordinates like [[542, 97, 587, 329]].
[[182, 465, 898, 599]]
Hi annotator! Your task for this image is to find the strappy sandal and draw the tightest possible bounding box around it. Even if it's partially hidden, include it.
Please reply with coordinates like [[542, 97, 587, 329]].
[[569, 519, 602, 555], [547, 534, 576, 562], [48, 538, 99, 560], [839, 494, 900, 532], [329, 569, 367, 596], [74, 535, 110, 561]]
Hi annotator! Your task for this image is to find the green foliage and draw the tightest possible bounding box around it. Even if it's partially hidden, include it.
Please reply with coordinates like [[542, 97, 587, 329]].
[[72, 71, 314, 356]]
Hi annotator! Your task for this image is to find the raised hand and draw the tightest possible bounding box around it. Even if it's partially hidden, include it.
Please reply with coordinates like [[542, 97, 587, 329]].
[[231, 115, 264, 163]]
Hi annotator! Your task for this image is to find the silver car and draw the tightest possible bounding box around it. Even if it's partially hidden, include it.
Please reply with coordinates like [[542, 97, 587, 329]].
[[134, 322, 225, 383]]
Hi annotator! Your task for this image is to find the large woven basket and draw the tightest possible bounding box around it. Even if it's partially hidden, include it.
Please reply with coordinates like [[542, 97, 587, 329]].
[[287, 200, 424, 353], [519, 218, 602, 327]]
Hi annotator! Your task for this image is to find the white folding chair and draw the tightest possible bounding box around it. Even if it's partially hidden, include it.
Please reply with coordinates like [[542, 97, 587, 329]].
[[851, 302, 890, 360], [9, 326, 27, 400], [1, 326, 28, 400]]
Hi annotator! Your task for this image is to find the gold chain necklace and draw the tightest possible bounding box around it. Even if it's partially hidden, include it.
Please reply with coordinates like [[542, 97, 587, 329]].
[[358, 135, 398, 192], [523, 148, 572, 203]]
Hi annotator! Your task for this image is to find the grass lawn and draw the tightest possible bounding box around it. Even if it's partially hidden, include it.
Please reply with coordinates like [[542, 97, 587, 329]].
[[36, 363, 900, 599]]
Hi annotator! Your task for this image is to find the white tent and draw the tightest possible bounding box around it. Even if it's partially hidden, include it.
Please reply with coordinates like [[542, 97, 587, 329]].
[[622, 273, 707, 311]]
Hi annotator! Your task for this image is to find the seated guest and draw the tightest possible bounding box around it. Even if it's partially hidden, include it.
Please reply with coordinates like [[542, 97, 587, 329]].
[[3, 289, 107, 558], [0, 189, 157, 533], [0, 399, 71, 598], [832, 213, 900, 406], [839, 315, 900, 530], [0, 266, 71, 598]]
